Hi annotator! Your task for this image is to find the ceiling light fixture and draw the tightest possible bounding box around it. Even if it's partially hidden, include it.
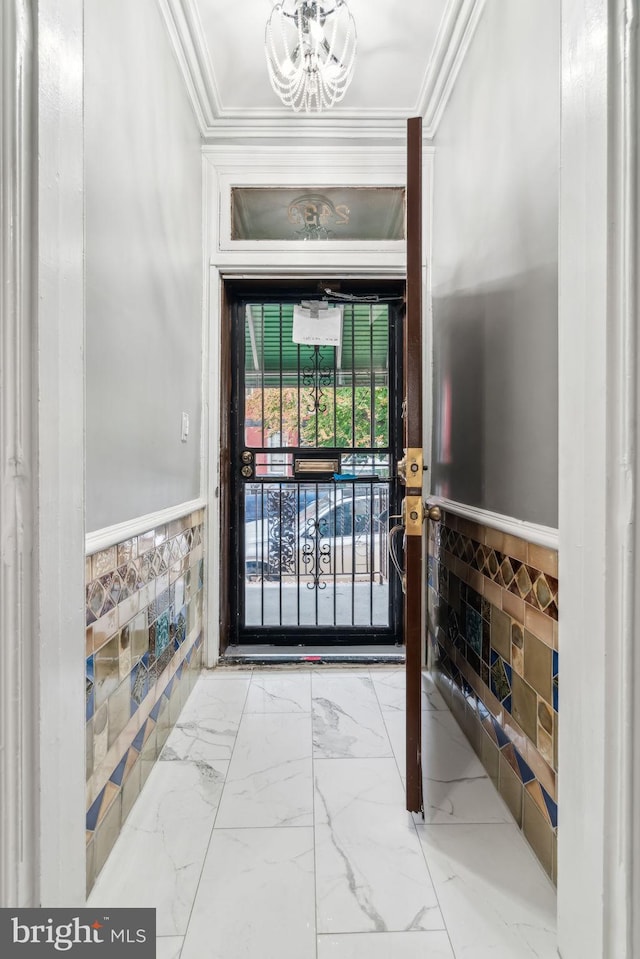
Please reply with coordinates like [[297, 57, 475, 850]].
[[265, 1, 357, 113]]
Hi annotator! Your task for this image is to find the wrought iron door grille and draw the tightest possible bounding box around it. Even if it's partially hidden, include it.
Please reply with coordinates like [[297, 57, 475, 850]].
[[232, 298, 402, 644]]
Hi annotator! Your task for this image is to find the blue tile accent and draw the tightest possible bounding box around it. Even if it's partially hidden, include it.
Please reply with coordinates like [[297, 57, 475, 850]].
[[164, 677, 174, 699], [109, 752, 128, 787], [492, 718, 511, 749], [149, 699, 162, 722], [86, 787, 105, 832], [541, 787, 558, 829], [553, 682, 558, 712], [130, 659, 149, 706], [490, 648, 498, 666], [552, 650, 558, 677], [502, 694, 512, 714], [514, 750, 536, 785], [503, 662, 512, 685], [132, 721, 147, 753]]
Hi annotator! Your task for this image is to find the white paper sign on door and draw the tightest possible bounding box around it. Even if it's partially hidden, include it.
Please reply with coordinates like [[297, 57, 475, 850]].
[[292, 304, 343, 346]]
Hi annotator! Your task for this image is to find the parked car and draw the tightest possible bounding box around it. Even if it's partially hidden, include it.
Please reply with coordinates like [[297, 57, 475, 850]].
[[243, 486, 389, 581], [243, 482, 318, 524]]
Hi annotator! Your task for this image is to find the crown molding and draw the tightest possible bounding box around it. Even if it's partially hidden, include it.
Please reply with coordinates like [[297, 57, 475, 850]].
[[417, 0, 486, 138], [157, 0, 221, 128], [201, 140, 422, 167], [201, 115, 409, 144], [159, 0, 486, 142]]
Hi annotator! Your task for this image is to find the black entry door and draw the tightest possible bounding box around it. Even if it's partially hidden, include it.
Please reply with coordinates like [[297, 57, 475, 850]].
[[229, 291, 403, 646]]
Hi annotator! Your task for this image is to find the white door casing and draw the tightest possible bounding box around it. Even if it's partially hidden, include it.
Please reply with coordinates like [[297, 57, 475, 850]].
[[558, 1, 640, 957]]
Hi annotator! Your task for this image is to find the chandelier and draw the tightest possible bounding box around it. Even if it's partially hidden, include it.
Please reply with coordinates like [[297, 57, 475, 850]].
[[265, 1, 357, 114]]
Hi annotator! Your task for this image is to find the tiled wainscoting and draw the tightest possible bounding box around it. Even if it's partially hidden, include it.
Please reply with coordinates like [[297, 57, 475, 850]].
[[427, 510, 558, 882], [85, 509, 206, 894]]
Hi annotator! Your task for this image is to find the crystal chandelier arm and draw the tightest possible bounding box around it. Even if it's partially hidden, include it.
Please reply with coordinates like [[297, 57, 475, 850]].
[[265, 0, 357, 113]]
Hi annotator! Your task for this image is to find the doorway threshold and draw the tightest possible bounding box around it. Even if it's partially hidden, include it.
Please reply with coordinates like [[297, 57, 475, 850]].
[[221, 644, 405, 665]]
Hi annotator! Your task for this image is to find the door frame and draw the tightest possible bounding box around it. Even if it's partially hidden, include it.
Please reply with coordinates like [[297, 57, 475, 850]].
[[202, 144, 433, 667], [218, 278, 406, 651], [557, 2, 640, 956], [2, 0, 86, 906]]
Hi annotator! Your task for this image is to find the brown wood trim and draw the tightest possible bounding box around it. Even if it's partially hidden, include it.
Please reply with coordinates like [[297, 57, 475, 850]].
[[218, 279, 232, 653], [405, 117, 423, 458], [404, 536, 423, 812], [404, 116, 424, 814]]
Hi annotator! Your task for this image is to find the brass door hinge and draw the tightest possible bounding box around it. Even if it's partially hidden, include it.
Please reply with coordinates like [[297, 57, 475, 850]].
[[403, 496, 424, 536], [397, 447, 423, 486]]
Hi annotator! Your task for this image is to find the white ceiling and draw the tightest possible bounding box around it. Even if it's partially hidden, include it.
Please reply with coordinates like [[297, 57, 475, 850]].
[[160, 0, 485, 140]]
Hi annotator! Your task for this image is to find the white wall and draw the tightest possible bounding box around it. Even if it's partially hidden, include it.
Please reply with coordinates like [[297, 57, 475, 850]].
[[430, 0, 559, 528], [85, 0, 203, 532]]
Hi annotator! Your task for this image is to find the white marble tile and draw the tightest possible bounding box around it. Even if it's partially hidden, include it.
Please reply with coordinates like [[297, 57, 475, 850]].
[[317, 931, 455, 959], [422, 775, 511, 825], [161, 677, 249, 762], [88, 761, 224, 936], [420, 711, 510, 824], [245, 670, 312, 713], [371, 669, 406, 712], [416, 823, 558, 958], [214, 712, 313, 827], [422, 709, 483, 774], [180, 677, 251, 717], [181, 827, 316, 959], [312, 672, 392, 758], [156, 937, 183, 959], [199, 667, 253, 680], [422, 672, 448, 710], [314, 758, 444, 934], [380, 709, 406, 780]]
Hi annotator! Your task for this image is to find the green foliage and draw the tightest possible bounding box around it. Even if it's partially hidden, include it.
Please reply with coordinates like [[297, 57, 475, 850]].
[[245, 384, 388, 448]]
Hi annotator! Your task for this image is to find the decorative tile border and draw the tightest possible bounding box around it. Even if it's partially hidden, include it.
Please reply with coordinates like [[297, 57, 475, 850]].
[[85, 508, 205, 894], [436, 519, 558, 620], [428, 510, 558, 883]]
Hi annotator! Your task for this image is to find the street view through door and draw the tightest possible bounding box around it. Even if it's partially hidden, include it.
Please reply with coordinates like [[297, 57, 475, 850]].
[[229, 291, 404, 647]]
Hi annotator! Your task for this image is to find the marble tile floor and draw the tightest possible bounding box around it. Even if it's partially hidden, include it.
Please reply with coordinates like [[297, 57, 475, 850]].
[[88, 666, 558, 959]]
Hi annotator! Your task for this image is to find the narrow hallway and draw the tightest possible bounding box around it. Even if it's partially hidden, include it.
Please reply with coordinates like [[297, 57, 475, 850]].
[[88, 667, 557, 958]]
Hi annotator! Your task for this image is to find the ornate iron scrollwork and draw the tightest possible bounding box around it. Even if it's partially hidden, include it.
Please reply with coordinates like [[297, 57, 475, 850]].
[[265, 487, 299, 579], [301, 516, 331, 589], [302, 345, 332, 413]]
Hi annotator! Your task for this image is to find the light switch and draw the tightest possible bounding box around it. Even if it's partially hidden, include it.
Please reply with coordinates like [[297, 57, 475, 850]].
[[181, 412, 189, 442]]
